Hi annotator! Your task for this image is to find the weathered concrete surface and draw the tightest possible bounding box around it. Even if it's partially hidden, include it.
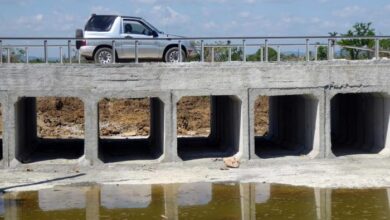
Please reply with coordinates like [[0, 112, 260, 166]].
[[1, 61, 390, 91], [0, 61, 389, 169], [1, 158, 390, 191]]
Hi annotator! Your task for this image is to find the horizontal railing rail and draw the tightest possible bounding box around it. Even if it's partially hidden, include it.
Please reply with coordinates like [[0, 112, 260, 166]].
[[0, 35, 389, 64]]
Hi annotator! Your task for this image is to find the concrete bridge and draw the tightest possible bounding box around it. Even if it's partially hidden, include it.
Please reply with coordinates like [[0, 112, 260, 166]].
[[0, 61, 389, 167]]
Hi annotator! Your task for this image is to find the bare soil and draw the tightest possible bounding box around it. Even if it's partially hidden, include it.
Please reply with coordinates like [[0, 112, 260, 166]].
[[26, 96, 269, 138]]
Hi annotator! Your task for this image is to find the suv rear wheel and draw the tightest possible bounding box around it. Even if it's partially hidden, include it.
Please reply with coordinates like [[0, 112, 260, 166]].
[[94, 47, 113, 64], [164, 47, 186, 62]]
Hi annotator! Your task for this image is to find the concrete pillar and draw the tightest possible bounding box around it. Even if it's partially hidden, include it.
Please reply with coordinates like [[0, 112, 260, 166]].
[[0, 94, 7, 168], [83, 97, 100, 165]]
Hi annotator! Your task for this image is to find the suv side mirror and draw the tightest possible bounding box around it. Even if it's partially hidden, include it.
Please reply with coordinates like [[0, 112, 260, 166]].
[[151, 30, 158, 37]]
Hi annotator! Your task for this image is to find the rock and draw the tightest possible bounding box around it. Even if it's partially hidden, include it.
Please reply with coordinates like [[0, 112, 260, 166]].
[[223, 157, 240, 168]]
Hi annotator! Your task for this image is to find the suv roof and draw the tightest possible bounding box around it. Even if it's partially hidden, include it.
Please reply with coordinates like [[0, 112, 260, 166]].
[[90, 14, 143, 20]]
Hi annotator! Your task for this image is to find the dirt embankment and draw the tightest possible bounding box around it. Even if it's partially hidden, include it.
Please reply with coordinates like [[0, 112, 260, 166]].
[[18, 96, 269, 138]]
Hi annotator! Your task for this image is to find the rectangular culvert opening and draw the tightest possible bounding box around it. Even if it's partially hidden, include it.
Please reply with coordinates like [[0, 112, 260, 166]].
[[0, 104, 2, 161], [98, 98, 164, 163], [177, 95, 241, 160], [15, 97, 85, 164], [255, 95, 319, 158], [331, 93, 390, 156]]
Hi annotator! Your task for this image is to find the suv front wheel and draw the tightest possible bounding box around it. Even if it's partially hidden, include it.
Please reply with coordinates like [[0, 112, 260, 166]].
[[164, 47, 186, 62], [94, 47, 114, 64]]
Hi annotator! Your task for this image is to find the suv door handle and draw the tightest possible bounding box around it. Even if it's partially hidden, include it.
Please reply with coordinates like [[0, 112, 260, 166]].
[[125, 36, 133, 39]]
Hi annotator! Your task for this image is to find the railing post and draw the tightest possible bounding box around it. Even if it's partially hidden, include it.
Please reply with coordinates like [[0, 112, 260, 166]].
[[227, 40, 232, 62], [211, 47, 214, 63], [277, 46, 281, 62], [260, 47, 263, 62], [25, 47, 29, 64], [228, 47, 232, 62], [59, 47, 63, 64], [178, 40, 182, 62], [305, 38, 310, 61], [242, 39, 246, 62], [112, 40, 116, 64], [7, 48, 10, 64], [0, 40, 2, 65], [265, 39, 269, 62], [44, 40, 48, 64], [314, 45, 318, 61], [375, 38, 380, 60], [135, 40, 139, 64], [327, 39, 332, 61], [200, 40, 204, 62], [68, 40, 72, 64]]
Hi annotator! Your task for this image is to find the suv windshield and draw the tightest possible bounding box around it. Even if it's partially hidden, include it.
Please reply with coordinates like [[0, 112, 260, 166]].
[[85, 15, 117, 32]]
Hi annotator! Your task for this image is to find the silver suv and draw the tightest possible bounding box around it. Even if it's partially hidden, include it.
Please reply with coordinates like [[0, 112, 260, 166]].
[[76, 14, 195, 64]]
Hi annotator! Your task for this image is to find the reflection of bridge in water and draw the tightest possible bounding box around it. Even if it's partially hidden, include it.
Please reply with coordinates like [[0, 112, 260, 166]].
[[1, 183, 390, 219]]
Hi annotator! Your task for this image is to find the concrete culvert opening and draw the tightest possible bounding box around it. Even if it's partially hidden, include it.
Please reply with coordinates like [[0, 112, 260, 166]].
[[255, 95, 319, 158], [331, 93, 390, 156], [98, 98, 164, 163], [0, 104, 2, 161], [177, 96, 241, 160], [15, 97, 85, 164]]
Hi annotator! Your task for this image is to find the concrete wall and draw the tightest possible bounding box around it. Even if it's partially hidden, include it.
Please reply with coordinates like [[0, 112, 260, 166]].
[[0, 61, 389, 167]]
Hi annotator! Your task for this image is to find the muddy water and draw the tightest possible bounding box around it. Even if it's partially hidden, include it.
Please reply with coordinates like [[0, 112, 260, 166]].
[[0, 183, 389, 220]]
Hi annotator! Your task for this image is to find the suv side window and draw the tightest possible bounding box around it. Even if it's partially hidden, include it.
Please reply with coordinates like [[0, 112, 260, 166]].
[[123, 20, 151, 35], [85, 16, 117, 32]]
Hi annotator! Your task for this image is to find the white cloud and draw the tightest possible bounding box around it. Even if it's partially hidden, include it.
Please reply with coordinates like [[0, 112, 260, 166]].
[[151, 5, 189, 26], [90, 6, 121, 15], [332, 5, 366, 18], [239, 11, 251, 18]]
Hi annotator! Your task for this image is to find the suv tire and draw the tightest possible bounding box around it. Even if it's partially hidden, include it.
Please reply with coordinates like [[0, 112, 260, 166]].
[[94, 47, 114, 64], [164, 47, 186, 62]]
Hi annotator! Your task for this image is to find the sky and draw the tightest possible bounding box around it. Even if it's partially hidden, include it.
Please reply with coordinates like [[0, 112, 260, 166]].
[[0, 0, 390, 38]]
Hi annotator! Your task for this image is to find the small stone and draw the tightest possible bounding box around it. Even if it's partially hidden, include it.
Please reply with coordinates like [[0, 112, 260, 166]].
[[223, 157, 240, 168]]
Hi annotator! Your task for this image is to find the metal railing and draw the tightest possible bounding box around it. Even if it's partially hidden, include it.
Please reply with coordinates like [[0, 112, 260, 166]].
[[1, 35, 389, 64]]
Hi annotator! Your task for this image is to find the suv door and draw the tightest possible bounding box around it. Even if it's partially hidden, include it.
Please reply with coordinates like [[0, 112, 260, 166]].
[[119, 19, 160, 59]]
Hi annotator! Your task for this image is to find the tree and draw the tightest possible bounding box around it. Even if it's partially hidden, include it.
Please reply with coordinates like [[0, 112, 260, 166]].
[[247, 47, 277, 61], [338, 22, 375, 60], [317, 45, 328, 60]]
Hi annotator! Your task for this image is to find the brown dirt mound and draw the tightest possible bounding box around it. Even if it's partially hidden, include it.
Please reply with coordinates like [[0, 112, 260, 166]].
[[177, 96, 211, 136], [37, 97, 84, 138], [30, 96, 269, 138], [99, 98, 150, 137], [254, 96, 269, 136]]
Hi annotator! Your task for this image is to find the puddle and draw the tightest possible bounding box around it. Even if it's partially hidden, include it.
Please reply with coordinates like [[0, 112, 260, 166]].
[[0, 183, 390, 219]]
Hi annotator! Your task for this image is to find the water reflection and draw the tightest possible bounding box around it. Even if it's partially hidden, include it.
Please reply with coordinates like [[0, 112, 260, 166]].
[[0, 183, 390, 219]]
